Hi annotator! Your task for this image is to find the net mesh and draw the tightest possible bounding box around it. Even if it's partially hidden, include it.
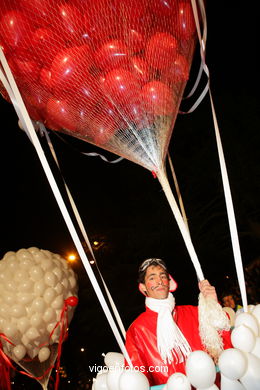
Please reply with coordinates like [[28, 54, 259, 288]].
[[0, 0, 197, 171]]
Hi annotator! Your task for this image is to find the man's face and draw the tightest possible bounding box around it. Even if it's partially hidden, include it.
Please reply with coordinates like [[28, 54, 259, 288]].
[[140, 265, 170, 299], [222, 295, 236, 309]]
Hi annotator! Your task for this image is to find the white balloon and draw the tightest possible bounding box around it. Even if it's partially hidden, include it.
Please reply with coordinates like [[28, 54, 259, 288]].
[[30, 313, 43, 328], [43, 287, 57, 304], [5, 280, 17, 292], [34, 279, 46, 296], [13, 344, 27, 361], [106, 366, 124, 390], [231, 325, 256, 352], [32, 297, 46, 313], [94, 372, 109, 390], [61, 278, 69, 289], [0, 303, 10, 319], [29, 265, 44, 281], [44, 271, 58, 287], [9, 304, 26, 318], [26, 326, 40, 341], [235, 312, 259, 337], [16, 248, 33, 260], [197, 385, 219, 390], [38, 347, 51, 362], [3, 251, 16, 260], [220, 374, 246, 390], [222, 307, 236, 327], [4, 322, 18, 339], [14, 269, 28, 283], [19, 257, 34, 269], [3, 292, 16, 306], [218, 348, 247, 380], [251, 337, 260, 359], [43, 307, 56, 323], [119, 370, 149, 390], [167, 372, 191, 390], [17, 317, 30, 333], [104, 352, 125, 369], [18, 280, 34, 293], [17, 293, 34, 305], [185, 351, 216, 389], [41, 258, 53, 271], [52, 267, 63, 281], [240, 353, 260, 390], [69, 275, 77, 289], [51, 294, 64, 310], [55, 282, 64, 295], [252, 304, 260, 323]]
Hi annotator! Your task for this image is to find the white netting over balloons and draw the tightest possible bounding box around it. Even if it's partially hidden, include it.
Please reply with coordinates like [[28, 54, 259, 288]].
[[0, 0, 197, 171], [0, 247, 78, 388]]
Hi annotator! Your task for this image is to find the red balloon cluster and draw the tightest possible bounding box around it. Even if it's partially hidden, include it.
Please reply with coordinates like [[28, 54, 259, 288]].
[[0, 0, 196, 146]]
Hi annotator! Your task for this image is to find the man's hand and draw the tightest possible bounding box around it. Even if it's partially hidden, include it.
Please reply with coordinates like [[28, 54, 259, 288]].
[[198, 279, 218, 301]]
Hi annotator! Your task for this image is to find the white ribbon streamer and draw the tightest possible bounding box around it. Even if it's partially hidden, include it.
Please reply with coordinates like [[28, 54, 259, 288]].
[[0, 48, 132, 365], [191, 0, 248, 311]]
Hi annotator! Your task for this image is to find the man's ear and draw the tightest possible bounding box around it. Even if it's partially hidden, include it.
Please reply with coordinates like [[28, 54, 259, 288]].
[[139, 283, 147, 296]]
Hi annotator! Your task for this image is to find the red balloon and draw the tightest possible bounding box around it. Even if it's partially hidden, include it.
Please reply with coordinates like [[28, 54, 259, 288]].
[[113, 0, 150, 28], [30, 27, 66, 67], [176, 2, 196, 40], [73, 75, 102, 112], [145, 33, 178, 72], [65, 296, 78, 307], [94, 40, 130, 72], [149, 0, 177, 17], [39, 67, 52, 91], [46, 98, 77, 132], [12, 58, 41, 86], [160, 54, 189, 84], [83, 1, 119, 47], [122, 100, 154, 130], [101, 68, 141, 108], [90, 113, 118, 145], [19, 0, 55, 27], [0, 11, 33, 53], [141, 81, 175, 116], [130, 56, 152, 84], [50, 45, 92, 96], [56, 3, 85, 43], [118, 28, 146, 55]]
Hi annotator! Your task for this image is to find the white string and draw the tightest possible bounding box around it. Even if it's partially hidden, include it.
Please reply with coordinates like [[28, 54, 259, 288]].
[[167, 152, 190, 231], [81, 151, 124, 163], [192, 0, 248, 311], [179, 0, 209, 114], [0, 48, 132, 364]]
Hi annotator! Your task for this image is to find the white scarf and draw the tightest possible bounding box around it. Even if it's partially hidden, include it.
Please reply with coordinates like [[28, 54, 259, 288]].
[[146, 293, 192, 365]]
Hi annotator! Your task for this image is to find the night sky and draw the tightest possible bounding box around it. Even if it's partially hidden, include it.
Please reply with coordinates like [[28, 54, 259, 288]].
[[0, 1, 259, 388]]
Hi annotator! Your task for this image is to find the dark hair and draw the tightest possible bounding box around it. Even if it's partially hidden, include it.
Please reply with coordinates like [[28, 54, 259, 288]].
[[138, 258, 169, 284]]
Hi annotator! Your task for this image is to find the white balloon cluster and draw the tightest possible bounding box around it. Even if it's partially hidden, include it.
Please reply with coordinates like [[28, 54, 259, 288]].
[[92, 352, 150, 390], [0, 247, 78, 363], [94, 306, 260, 390], [219, 305, 260, 390]]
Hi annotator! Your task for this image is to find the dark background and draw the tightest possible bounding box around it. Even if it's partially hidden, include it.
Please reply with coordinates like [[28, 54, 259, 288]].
[[0, 0, 259, 388]]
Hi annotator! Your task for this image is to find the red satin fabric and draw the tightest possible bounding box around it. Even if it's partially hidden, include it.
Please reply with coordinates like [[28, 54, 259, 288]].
[[125, 305, 232, 386]]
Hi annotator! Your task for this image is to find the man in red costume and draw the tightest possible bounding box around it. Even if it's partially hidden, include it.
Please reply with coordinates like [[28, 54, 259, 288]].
[[125, 258, 232, 386]]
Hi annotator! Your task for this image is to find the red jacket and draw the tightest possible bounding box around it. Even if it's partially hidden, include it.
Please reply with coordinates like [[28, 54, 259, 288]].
[[125, 305, 232, 386]]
